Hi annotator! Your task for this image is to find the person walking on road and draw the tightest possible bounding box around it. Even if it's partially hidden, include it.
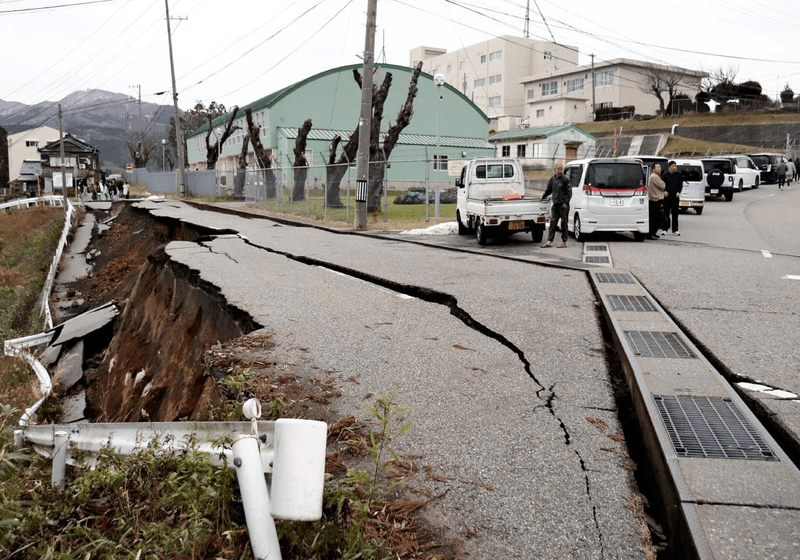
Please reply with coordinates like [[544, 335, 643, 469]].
[[540, 163, 572, 248], [647, 164, 665, 240], [661, 161, 683, 235], [777, 159, 788, 190]]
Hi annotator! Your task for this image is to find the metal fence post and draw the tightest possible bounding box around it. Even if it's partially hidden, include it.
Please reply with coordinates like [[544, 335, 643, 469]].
[[52, 431, 69, 487]]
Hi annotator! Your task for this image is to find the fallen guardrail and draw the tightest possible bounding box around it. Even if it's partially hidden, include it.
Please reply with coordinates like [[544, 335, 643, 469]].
[[13, 399, 326, 560]]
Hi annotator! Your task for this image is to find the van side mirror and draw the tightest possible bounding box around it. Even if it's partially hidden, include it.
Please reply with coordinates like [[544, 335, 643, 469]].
[[455, 177, 463, 188]]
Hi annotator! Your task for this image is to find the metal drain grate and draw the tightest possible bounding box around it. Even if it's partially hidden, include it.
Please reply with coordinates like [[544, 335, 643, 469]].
[[609, 294, 656, 312], [625, 331, 696, 358], [585, 256, 610, 263], [585, 245, 607, 252], [596, 272, 633, 284], [653, 395, 778, 461]]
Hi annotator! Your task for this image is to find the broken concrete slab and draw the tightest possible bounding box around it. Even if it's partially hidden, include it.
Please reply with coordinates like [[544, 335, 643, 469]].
[[52, 340, 84, 392], [49, 302, 118, 348], [60, 389, 87, 423]]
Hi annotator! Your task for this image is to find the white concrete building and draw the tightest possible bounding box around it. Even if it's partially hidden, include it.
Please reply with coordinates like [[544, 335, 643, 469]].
[[521, 58, 705, 126], [7, 126, 61, 192], [410, 36, 579, 134]]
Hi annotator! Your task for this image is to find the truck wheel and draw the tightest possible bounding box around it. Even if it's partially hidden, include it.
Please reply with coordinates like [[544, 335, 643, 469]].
[[457, 211, 468, 235], [476, 220, 488, 245], [573, 215, 585, 242], [752, 177, 759, 189], [633, 231, 646, 242], [724, 190, 733, 202], [531, 224, 544, 243], [695, 207, 703, 215], [738, 179, 744, 191]]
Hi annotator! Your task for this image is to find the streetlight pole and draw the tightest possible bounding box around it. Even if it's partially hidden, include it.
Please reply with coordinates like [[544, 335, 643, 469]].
[[434, 73, 445, 218], [165, 0, 186, 196]]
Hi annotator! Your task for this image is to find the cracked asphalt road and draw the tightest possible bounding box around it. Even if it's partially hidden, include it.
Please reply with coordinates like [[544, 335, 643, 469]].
[[135, 198, 644, 558]]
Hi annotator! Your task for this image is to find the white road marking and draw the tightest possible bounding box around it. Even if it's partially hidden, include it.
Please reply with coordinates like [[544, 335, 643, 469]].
[[785, 275, 800, 281], [762, 250, 772, 258]]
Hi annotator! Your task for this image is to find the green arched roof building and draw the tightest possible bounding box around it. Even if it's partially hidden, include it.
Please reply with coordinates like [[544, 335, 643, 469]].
[[186, 63, 493, 181]]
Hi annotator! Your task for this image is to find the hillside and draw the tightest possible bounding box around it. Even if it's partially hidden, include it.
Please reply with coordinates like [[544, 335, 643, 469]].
[[0, 89, 175, 173]]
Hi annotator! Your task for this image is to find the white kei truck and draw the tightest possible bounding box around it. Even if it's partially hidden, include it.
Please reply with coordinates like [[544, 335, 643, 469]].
[[455, 158, 549, 246]]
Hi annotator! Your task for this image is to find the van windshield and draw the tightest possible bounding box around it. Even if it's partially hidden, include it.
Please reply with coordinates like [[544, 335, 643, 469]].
[[585, 162, 645, 189], [702, 160, 732, 173], [749, 155, 769, 167], [476, 164, 515, 179]]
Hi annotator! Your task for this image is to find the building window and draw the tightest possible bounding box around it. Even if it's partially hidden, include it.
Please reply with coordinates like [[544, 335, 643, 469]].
[[480, 54, 486, 64], [597, 70, 614, 87], [474, 77, 486, 88], [488, 96, 501, 107], [541, 81, 558, 96], [433, 154, 448, 171], [527, 89, 535, 100], [595, 102, 613, 109], [536, 109, 545, 118], [489, 50, 502, 61], [26, 140, 38, 147], [567, 78, 584, 92], [502, 145, 511, 157], [459, 60, 465, 71], [517, 145, 526, 158], [544, 51, 553, 60], [532, 143, 543, 157], [446, 64, 452, 74], [489, 74, 502, 85]]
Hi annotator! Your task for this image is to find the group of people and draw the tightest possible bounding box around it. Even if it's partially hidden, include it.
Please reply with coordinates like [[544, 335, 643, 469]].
[[78, 179, 130, 201], [647, 161, 683, 239], [776, 159, 798, 190]]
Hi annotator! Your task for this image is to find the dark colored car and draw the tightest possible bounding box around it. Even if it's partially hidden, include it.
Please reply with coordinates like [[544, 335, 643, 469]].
[[747, 153, 782, 184]]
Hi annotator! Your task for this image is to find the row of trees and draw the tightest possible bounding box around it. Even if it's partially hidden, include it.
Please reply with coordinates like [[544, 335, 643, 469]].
[[128, 62, 424, 210], [639, 64, 792, 116]]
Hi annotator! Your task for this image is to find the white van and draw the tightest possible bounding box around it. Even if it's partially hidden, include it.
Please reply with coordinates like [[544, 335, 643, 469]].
[[562, 158, 648, 242], [670, 159, 705, 215]]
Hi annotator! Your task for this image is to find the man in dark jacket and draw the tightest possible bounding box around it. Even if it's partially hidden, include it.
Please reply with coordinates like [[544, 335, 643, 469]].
[[661, 161, 683, 235], [540, 164, 572, 248]]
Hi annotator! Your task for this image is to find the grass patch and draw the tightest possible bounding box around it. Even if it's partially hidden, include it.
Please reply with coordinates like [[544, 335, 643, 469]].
[[578, 111, 800, 136], [661, 135, 762, 158]]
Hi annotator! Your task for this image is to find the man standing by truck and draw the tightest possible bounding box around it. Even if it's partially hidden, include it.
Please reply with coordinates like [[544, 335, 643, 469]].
[[540, 164, 572, 248]]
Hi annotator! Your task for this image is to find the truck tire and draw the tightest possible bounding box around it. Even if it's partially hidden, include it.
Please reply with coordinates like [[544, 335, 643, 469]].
[[531, 224, 544, 243], [456, 211, 468, 235], [476, 220, 488, 245], [724, 190, 733, 202], [753, 177, 759, 189], [695, 207, 703, 215]]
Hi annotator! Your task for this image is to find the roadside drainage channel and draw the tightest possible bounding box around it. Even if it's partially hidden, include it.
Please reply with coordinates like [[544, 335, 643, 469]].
[[582, 242, 613, 268], [589, 268, 800, 560]]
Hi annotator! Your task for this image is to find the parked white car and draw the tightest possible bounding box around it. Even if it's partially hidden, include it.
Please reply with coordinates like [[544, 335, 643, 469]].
[[671, 159, 706, 215], [716, 155, 761, 190], [562, 158, 648, 242]]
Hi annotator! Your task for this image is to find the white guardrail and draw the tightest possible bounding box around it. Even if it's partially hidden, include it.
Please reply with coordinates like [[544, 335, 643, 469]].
[[3, 196, 327, 559]]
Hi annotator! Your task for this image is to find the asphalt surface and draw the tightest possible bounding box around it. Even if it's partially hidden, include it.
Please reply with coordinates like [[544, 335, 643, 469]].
[[126, 180, 799, 558], [132, 198, 643, 559]]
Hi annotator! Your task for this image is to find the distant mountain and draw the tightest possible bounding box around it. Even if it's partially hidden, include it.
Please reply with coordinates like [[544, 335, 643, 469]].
[[0, 89, 178, 173]]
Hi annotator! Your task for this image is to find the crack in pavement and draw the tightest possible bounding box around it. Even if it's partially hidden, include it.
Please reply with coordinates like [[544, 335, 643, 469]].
[[234, 235, 606, 557]]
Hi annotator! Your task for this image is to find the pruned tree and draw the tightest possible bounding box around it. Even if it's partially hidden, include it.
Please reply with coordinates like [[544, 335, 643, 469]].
[[234, 128, 250, 198], [205, 106, 240, 170], [781, 84, 794, 104], [292, 119, 312, 201], [245, 108, 277, 198], [168, 101, 229, 168], [323, 62, 423, 212], [640, 63, 684, 116]]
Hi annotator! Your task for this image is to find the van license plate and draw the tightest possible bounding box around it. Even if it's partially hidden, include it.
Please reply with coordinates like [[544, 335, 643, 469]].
[[680, 200, 690, 207], [609, 198, 625, 206], [508, 220, 524, 230]]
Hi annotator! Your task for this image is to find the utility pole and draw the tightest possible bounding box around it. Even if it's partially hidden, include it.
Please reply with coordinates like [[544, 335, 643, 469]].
[[58, 104, 68, 208], [354, 0, 377, 230], [165, 0, 187, 197], [591, 54, 596, 122], [130, 84, 143, 165]]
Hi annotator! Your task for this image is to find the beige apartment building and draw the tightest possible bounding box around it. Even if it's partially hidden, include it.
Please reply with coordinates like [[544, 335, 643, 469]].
[[521, 58, 705, 126], [7, 126, 61, 192], [410, 36, 579, 133]]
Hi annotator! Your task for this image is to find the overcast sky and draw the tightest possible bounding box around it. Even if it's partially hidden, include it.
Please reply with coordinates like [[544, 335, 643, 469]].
[[1, 0, 798, 113]]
